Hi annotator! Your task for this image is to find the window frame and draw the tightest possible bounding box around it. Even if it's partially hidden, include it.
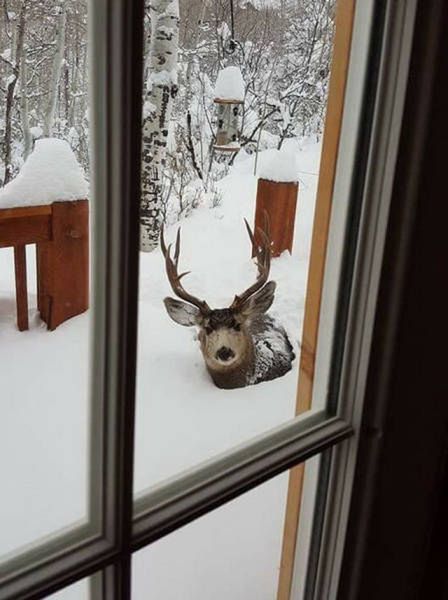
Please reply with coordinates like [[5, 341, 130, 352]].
[[337, 0, 448, 596], [0, 0, 420, 599], [285, 1, 419, 597], [298, 1, 419, 597]]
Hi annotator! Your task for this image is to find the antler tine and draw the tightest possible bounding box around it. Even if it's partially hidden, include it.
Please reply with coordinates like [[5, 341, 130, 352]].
[[244, 218, 256, 247], [244, 218, 271, 270], [162, 228, 210, 313], [231, 218, 272, 310]]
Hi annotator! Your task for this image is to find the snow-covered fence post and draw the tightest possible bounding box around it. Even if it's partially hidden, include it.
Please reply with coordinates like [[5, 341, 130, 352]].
[[140, 0, 179, 252], [253, 150, 299, 257], [0, 139, 89, 331]]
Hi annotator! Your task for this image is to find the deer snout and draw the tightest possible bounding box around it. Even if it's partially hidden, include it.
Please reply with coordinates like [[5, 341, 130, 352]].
[[215, 346, 235, 362]]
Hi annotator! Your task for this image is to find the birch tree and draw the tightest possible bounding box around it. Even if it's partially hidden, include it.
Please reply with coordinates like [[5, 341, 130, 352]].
[[2, 0, 27, 184], [140, 0, 179, 252], [43, 0, 66, 137]]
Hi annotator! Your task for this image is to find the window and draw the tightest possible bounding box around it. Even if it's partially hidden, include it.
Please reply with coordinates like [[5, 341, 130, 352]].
[[0, 0, 420, 599]]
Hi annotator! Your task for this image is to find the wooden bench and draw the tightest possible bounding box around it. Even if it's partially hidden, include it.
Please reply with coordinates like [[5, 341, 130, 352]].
[[0, 200, 89, 331]]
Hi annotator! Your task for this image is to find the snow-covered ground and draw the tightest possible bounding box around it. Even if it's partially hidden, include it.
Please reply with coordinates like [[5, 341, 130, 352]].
[[0, 138, 321, 598]]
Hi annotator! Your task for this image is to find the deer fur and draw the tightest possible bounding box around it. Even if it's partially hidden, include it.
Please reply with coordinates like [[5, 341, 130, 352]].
[[161, 223, 295, 390]]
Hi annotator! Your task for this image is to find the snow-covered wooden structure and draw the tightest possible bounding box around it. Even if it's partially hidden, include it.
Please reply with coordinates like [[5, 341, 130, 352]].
[[213, 66, 245, 152], [0, 202, 89, 331], [253, 150, 299, 257], [0, 139, 89, 331]]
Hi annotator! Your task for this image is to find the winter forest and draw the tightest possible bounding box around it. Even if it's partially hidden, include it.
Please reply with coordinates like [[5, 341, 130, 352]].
[[1, 0, 335, 248]]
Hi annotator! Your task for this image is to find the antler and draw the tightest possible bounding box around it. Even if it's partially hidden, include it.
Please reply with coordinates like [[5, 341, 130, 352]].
[[161, 226, 210, 314], [230, 216, 271, 311]]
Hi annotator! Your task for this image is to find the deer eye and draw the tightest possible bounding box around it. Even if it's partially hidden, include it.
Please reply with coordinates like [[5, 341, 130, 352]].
[[205, 325, 213, 335], [233, 322, 241, 331]]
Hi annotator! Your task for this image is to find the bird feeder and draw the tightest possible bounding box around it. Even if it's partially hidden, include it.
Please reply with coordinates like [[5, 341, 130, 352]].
[[213, 66, 244, 152]]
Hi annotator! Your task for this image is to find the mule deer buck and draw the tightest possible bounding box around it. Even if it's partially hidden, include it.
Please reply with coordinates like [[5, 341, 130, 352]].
[[161, 221, 295, 389]]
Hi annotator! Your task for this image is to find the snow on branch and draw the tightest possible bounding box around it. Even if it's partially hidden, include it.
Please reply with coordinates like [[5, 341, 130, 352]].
[[0, 138, 88, 208]]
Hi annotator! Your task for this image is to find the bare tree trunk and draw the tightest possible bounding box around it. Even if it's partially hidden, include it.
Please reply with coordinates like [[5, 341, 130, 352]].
[[20, 46, 32, 160], [2, 0, 27, 184], [140, 0, 179, 252], [63, 46, 70, 122], [43, 1, 66, 137]]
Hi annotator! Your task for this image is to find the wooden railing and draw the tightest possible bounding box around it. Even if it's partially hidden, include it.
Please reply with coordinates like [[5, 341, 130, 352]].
[[0, 200, 89, 331]]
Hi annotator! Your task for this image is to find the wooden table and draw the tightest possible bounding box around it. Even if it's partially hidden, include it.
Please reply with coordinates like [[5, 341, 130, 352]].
[[0, 200, 89, 330]]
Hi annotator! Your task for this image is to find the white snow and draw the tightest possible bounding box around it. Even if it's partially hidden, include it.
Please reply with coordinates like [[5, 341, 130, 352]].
[[30, 126, 43, 139], [149, 69, 178, 87], [257, 148, 300, 182], [214, 141, 241, 151], [142, 99, 157, 118], [0, 138, 321, 599], [162, 1, 179, 18], [214, 66, 245, 102], [0, 138, 88, 209], [5, 74, 16, 86], [217, 21, 231, 40]]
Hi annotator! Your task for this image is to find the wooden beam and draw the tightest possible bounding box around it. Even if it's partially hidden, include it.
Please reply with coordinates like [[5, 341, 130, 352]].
[[0, 205, 52, 221], [276, 0, 356, 598], [0, 214, 52, 248], [14, 245, 29, 331]]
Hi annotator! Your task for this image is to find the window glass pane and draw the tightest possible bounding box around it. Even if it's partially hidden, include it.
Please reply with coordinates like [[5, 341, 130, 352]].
[[134, 0, 359, 493], [133, 461, 319, 599], [0, 0, 93, 561], [46, 577, 90, 599]]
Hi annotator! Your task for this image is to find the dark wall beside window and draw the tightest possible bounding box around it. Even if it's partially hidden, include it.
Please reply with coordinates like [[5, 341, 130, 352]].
[[337, 0, 448, 598]]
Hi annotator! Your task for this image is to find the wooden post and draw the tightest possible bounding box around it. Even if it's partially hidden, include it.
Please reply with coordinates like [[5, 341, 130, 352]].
[[254, 178, 298, 257], [13, 245, 29, 331], [0, 202, 87, 332], [37, 199, 89, 330], [276, 0, 356, 598]]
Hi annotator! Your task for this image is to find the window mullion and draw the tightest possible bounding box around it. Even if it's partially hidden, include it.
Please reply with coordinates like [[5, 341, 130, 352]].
[[89, 0, 143, 598], [90, 560, 132, 600], [132, 412, 352, 551]]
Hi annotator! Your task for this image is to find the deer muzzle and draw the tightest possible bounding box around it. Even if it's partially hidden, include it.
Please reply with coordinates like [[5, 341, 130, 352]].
[[215, 346, 235, 362]]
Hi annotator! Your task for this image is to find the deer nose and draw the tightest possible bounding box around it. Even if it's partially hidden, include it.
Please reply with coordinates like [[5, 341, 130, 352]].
[[216, 346, 235, 362]]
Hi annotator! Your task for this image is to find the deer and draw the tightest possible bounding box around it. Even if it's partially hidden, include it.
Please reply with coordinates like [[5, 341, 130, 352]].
[[161, 220, 295, 390]]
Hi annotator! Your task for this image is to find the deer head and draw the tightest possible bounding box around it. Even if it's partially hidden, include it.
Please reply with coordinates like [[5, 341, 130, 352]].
[[161, 221, 277, 386]]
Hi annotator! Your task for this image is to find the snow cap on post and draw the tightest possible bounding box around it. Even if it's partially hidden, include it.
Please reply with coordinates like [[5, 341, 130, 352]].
[[257, 148, 299, 183], [0, 138, 88, 208], [214, 66, 245, 103]]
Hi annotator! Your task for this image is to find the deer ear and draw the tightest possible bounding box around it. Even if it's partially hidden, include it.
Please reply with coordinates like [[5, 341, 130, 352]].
[[163, 297, 201, 327], [239, 281, 276, 317]]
